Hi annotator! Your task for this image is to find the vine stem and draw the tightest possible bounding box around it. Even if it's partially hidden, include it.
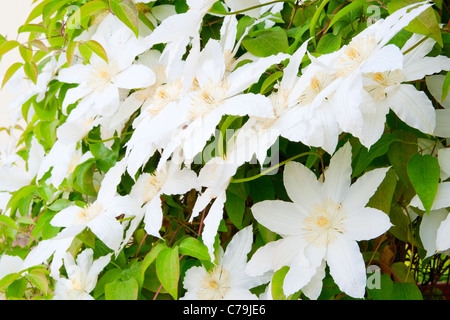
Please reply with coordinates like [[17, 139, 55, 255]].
[[230, 151, 320, 184], [209, 0, 293, 16]]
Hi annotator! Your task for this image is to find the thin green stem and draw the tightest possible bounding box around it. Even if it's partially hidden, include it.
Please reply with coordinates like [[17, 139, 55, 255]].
[[230, 151, 320, 184], [209, 0, 293, 16]]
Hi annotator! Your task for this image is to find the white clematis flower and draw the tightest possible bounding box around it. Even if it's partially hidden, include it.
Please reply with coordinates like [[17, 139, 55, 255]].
[[411, 182, 450, 256], [53, 249, 111, 300], [128, 160, 199, 239], [0, 137, 45, 193], [58, 14, 156, 120], [246, 142, 392, 298], [314, 2, 431, 147], [160, 38, 288, 166], [181, 225, 270, 300]]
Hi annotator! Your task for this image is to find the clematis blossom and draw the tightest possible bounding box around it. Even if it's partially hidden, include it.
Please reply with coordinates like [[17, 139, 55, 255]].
[[246, 142, 392, 298], [410, 182, 450, 256], [181, 225, 270, 300], [314, 2, 431, 147], [159, 38, 288, 166], [53, 249, 111, 300], [57, 14, 156, 121]]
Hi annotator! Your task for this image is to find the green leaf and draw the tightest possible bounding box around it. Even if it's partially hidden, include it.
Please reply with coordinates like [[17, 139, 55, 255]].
[[393, 282, 423, 300], [407, 154, 440, 214], [30, 39, 49, 53], [242, 27, 289, 57], [2, 62, 23, 88], [104, 277, 139, 300], [367, 273, 394, 300], [225, 183, 247, 229], [89, 142, 118, 172], [387, 0, 443, 47], [325, 0, 366, 32], [271, 266, 289, 300], [0, 40, 20, 57], [6, 185, 38, 217], [84, 40, 108, 63], [18, 23, 46, 34], [442, 71, 450, 101], [353, 133, 400, 178], [387, 130, 417, 187], [156, 246, 180, 299], [24, 61, 39, 84], [70, 159, 98, 197], [19, 45, 33, 62], [260, 70, 283, 95], [26, 269, 48, 294], [109, 0, 139, 38], [367, 168, 398, 215], [309, 0, 330, 41], [5, 278, 28, 299], [179, 237, 210, 261], [66, 0, 109, 31], [315, 33, 341, 55], [141, 243, 166, 278], [66, 40, 78, 66]]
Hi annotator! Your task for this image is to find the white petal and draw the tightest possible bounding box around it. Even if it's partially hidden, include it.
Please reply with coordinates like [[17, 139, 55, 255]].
[[301, 260, 326, 300], [88, 213, 124, 251], [438, 148, 450, 178], [226, 53, 289, 96], [281, 40, 309, 90], [57, 64, 92, 84], [322, 142, 352, 203], [419, 209, 448, 258], [343, 167, 390, 213], [0, 255, 24, 279], [222, 225, 253, 275], [283, 251, 320, 296], [93, 84, 120, 117], [251, 200, 304, 236], [51, 205, 83, 227], [62, 84, 93, 112], [326, 236, 367, 298], [426, 75, 450, 109], [161, 167, 199, 196], [361, 44, 403, 73], [246, 236, 305, 276], [220, 93, 274, 118], [411, 182, 450, 211], [143, 196, 164, 238], [435, 109, 450, 138], [404, 56, 450, 83], [359, 95, 390, 148], [283, 161, 323, 213], [343, 207, 392, 241], [113, 64, 156, 90], [437, 212, 450, 253], [201, 192, 227, 260], [387, 84, 436, 135]]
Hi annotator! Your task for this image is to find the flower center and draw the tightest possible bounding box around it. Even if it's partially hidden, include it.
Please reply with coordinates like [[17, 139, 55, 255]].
[[336, 34, 377, 76], [302, 199, 346, 247], [364, 70, 403, 102], [142, 171, 168, 203], [75, 202, 103, 225], [297, 72, 334, 106], [88, 60, 119, 90], [197, 266, 231, 300], [188, 81, 229, 121], [146, 80, 183, 116]]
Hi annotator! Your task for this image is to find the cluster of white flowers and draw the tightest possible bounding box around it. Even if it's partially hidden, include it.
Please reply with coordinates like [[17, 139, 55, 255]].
[[0, 0, 450, 300]]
